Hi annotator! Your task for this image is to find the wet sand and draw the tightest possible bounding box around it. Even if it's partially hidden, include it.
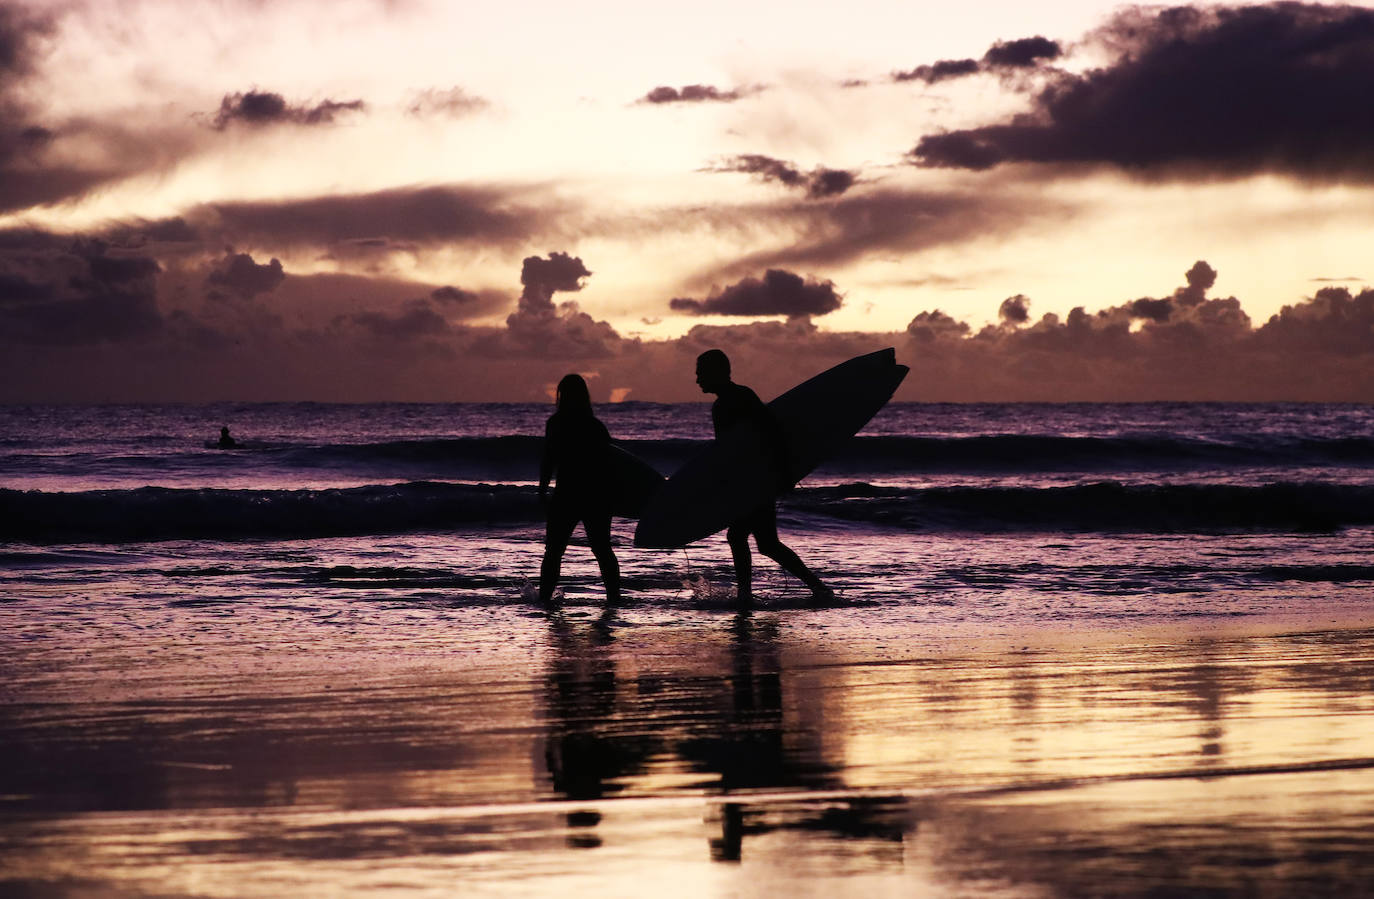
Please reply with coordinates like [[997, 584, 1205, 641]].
[[3, 601, 1374, 897]]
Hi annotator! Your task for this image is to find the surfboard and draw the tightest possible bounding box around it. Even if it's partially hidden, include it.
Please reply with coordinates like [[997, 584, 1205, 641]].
[[633, 348, 908, 549], [605, 444, 665, 518]]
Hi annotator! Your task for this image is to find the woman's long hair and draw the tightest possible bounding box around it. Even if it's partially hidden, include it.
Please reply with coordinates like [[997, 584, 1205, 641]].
[[555, 373, 593, 417]]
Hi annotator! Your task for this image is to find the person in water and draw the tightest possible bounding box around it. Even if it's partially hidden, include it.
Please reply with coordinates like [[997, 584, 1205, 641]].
[[539, 374, 621, 605], [217, 426, 237, 449], [694, 349, 833, 604]]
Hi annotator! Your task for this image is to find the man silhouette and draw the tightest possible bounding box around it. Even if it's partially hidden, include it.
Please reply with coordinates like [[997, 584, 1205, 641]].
[[694, 349, 833, 604]]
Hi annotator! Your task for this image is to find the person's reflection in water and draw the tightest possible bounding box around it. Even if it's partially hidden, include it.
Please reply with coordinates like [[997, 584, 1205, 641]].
[[538, 373, 620, 606], [701, 612, 901, 863], [542, 609, 658, 848]]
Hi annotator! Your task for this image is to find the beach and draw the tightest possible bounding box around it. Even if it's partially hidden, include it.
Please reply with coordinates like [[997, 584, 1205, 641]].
[[3, 582, 1374, 897]]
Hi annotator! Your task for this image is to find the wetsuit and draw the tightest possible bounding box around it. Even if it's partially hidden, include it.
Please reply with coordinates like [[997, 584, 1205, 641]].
[[542, 410, 612, 520], [711, 382, 789, 533]]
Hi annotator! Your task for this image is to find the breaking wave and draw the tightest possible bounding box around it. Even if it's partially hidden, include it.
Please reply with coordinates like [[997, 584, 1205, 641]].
[[4, 480, 1372, 543]]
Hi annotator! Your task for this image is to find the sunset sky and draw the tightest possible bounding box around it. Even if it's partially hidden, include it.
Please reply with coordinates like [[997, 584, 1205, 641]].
[[3, 0, 1374, 402]]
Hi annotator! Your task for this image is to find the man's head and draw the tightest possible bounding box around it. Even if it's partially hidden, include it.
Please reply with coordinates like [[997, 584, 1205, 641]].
[[695, 349, 731, 394]]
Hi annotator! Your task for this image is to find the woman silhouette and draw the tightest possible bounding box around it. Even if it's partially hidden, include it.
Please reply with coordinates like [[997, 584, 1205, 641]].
[[538, 374, 621, 605]]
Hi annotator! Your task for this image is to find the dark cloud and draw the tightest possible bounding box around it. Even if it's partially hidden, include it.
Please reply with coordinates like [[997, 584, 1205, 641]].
[[909, 4, 1374, 181], [687, 185, 1068, 282], [638, 84, 746, 104], [982, 36, 1062, 68], [906, 309, 971, 342], [0, 237, 162, 345], [712, 154, 856, 199], [212, 91, 366, 129], [195, 185, 542, 249], [1179, 260, 1217, 304], [124, 217, 200, 244], [517, 252, 591, 310], [493, 252, 622, 358], [1127, 296, 1172, 322], [0, 6, 111, 214], [406, 87, 488, 118], [998, 294, 1030, 324], [1, 6, 212, 216], [6, 227, 1373, 402], [431, 285, 478, 304], [346, 300, 449, 340], [0, 4, 52, 82], [808, 168, 857, 198], [427, 284, 508, 318], [893, 58, 980, 84], [670, 269, 842, 318], [1116, 260, 1221, 324], [1257, 286, 1374, 355], [891, 35, 1061, 89], [206, 252, 286, 300]]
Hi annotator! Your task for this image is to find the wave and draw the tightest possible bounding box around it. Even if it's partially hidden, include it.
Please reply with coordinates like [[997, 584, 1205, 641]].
[[16, 432, 1370, 483], [0, 482, 539, 543], [4, 480, 1372, 544], [213, 433, 1374, 475], [788, 481, 1374, 534], [818, 433, 1374, 474]]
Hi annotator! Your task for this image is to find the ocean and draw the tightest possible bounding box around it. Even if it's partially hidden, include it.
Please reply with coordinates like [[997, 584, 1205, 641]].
[[4, 401, 1374, 606], [4, 401, 1374, 896]]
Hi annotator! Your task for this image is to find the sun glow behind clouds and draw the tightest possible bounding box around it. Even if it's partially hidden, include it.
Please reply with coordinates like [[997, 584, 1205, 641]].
[[5, 0, 1374, 400]]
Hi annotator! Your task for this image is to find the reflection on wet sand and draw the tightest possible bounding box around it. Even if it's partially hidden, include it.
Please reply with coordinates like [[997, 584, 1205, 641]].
[[2, 621, 1374, 895], [541, 609, 857, 858]]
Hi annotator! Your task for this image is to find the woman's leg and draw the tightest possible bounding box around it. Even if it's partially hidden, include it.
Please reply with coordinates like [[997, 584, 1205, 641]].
[[540, 506, 578, 603], [582, 511, 621, 604]]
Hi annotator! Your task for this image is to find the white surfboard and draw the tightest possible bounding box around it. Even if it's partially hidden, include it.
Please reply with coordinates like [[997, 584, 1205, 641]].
[[634, 348, 908, 549]]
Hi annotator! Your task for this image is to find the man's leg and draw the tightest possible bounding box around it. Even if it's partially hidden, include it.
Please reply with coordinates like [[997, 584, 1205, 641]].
[[750, 504, 832, 597], [726, 520, 754, 603]]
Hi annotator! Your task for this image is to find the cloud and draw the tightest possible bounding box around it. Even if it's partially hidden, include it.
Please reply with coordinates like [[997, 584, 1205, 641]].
[[710, 154, 857, 199], [0, 235, 162, 345], [430, 285, 477, 304], [212, 90, 366, 129], [982, 36, 1062, 68], [206, 252, 286, 300], [193, 185, 544, 250], [909, 3, 1374, 181], [1257, 285, 1374, 356], [906, 309, 970, 342], [6, 221, 1373, 402], [406, 87, 488, 118], [346, 299, 450, 340], [0, 6, 111, 214], [638, 84, 750, 104], [894, 58, 980, 84], [492, 252, 623, 358], [0, 5, 220, 216], [670, 269, 842, 318], [891, 35, 1062, 88], [0, 4, 52, 84], [687, 183, 1070, 281], [998, 294, 1030, 324]]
